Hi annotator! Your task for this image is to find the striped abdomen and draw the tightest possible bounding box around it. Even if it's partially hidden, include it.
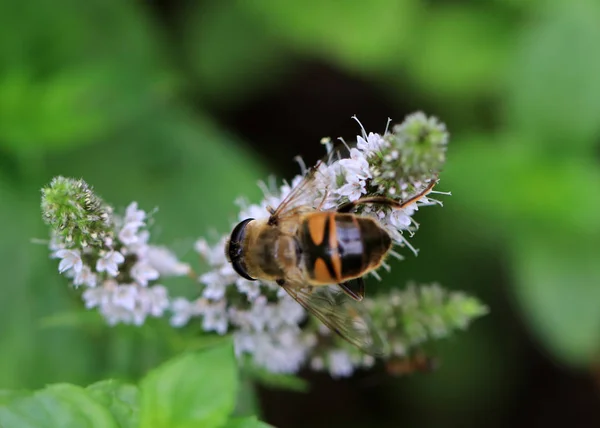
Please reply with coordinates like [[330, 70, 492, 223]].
[[300, 212, 392, 285]]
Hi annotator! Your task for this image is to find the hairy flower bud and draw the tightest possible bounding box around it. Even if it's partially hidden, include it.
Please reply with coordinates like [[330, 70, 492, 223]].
[[387, 112, 448, 183], [366, 112, 449, 200], [41, 176, 113, 250]]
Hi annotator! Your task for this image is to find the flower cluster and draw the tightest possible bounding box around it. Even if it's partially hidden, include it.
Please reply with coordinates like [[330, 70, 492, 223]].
[[307, 284, 488, 377], [40, 112, 488, 379], [42, 181, 190, 326]]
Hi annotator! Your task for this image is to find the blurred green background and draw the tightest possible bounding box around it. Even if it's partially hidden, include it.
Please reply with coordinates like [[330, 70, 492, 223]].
[[1, 0, 600, 427]]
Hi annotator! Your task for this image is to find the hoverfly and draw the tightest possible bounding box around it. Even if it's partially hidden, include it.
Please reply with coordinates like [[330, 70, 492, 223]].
[[225, 160, 437, 355]]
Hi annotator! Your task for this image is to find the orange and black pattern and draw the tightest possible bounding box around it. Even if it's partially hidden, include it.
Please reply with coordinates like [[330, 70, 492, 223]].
[[301, 212, 391, 284]]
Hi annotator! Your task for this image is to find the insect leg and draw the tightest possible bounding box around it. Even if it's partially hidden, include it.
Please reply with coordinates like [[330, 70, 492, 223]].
[[337, 178, 437, 213], [338, 277, 365, 301], [316, 190, 329, 210]]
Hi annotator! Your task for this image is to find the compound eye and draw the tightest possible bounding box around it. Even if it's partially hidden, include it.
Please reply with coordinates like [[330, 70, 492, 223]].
[[227, 218, 256, 281], [232, 259, 255, 281]]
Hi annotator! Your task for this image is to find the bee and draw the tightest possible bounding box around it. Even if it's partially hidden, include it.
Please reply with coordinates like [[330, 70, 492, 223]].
[[226, 162, 437, 355]]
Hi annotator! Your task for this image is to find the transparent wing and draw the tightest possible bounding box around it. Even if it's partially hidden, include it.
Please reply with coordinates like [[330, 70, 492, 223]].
[[270, 161, 323, 220], [282, 282, 388, 356], [271, 142, 356, 220]]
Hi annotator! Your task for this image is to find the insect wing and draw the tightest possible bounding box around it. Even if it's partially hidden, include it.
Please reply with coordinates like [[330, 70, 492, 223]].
[[282, 282, 388, 356], [270, 162, 322, 220], [270, 141, 360, 220]]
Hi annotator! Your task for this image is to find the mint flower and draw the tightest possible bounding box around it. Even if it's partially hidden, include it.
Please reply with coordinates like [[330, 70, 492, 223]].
[[55, 249, 83, 274], [40, 113, 487, 379], [96, 250, 125, 277], [40, 182, 190, 326]]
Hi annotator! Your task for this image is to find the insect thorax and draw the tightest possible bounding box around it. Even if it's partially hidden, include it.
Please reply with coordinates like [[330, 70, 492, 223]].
[[246, 223, 300, 280]]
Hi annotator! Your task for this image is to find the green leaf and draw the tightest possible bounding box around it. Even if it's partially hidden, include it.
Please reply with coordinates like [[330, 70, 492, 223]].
[[223, 416, 273, 428], [0, 390, 30, 406], [138, 342, 239, 428], [507, 0, 600, 153], [510, 232, 600, 366], [0, 384, 117, 428], [87, 381, 139, 428], [242, 364, 309, 393]]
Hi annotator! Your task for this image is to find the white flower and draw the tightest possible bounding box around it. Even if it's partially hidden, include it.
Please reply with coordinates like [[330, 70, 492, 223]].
[[234, 327, 311, 373], [229, 296, 264, 332], [270, 294, 306, 328], [240, 295, 270, 331], [310, 356, 325, 370], [313, 162, 336, 189], [124, 229, 150, 255], [82, 281, 171, 327], [290, 173, 305, 189], [235, 278, 262, 300], [56, 249, 83, 274], [195, 237, 229, 267], [199, 271, 228, 300], [362, 354, 376, 368], [387, 204, 417, 230], [82, 286, 110, 309], [202, 300, 228, 335], [338, 148, 371, 180], [101, 303, 135, 326], [130, 306, 148, 326], [199, 262, 239, 300], [73, 265, 97, 288], [356, 132, 386, 155], [337, 177, 366, 201], [194, 239, 211, 258], [131, 261, 159, 287], [96, 250, 125, 276], [236, 202, 266, 224], [328, 350, 355, 378], [112, 285, 138, 311], [310, 163, 341, 209], [49, 233, 65, 253], [145, 246, 190, 276], [170, 297, 196, 327], [229, 293, 314, 373], [125, 202, 146, 224], [143, 285, 170, 317], [118, 221, 145, 246]]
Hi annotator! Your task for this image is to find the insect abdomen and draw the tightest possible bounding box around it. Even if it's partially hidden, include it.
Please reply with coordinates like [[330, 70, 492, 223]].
[[301, 212, 391, 284], [339, 214, 391, 276]]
